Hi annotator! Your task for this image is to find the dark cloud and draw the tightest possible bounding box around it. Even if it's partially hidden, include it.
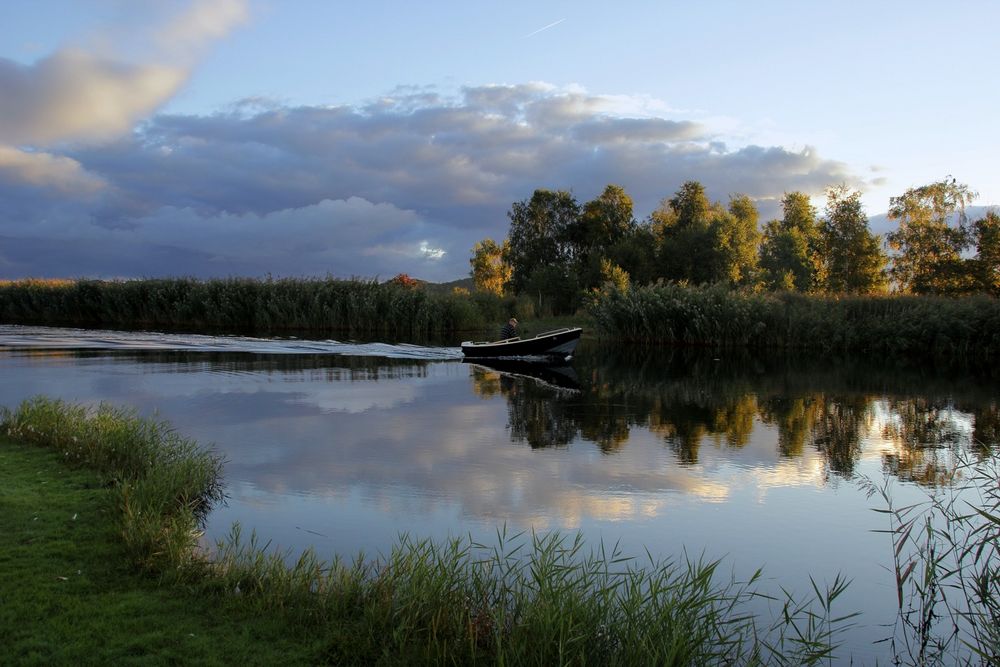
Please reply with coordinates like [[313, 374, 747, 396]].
[[1, 84, 859, 280]]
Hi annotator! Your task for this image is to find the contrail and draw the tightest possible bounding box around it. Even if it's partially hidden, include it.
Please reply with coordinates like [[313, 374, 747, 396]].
[[523, 18, 566, 39]]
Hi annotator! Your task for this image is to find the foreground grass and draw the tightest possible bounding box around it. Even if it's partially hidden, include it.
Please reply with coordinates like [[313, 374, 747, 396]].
[[2, 397, 856, 665], [0, 439, 320, 665]]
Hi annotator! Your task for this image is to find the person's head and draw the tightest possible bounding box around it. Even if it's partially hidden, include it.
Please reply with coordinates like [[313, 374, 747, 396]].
[[509, 317, 518, 326]]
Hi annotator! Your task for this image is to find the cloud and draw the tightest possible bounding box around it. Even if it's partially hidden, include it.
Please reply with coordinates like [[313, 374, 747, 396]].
[[157, 0, 249, 53], [0, 50, 186, 145], [0, 0, 248, 147], [0, 145, 106, 194], [2, 82, 859, 280]]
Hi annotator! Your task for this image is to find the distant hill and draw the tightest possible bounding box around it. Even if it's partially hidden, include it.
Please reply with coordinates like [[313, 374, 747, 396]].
[[868, 205, 995, 236], [421, 277, 476, 295]]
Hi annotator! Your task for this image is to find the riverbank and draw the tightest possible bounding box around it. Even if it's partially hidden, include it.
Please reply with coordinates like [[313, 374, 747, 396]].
[[2, 397, 852, 665], [0, 437, 320, 664]]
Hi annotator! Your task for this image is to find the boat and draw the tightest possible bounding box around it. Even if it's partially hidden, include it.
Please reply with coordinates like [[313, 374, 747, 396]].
[[460, 327, 582, 361]]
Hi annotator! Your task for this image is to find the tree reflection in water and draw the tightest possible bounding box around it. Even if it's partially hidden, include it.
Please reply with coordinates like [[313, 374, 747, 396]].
[[471, 343, 1000, 487]]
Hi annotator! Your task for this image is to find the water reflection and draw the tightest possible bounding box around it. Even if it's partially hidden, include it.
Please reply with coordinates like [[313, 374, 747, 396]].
[[474, 344, 998, 486]]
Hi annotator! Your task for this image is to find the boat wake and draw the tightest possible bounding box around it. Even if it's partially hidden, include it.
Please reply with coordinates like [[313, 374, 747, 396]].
[[0, 325, 464, 361]]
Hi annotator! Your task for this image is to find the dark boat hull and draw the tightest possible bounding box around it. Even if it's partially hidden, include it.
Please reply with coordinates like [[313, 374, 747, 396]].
[[460, 327, 582, 361]]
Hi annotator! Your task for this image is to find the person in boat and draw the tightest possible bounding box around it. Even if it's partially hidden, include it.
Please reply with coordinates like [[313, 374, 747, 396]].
[[499, 317, 518, 340]]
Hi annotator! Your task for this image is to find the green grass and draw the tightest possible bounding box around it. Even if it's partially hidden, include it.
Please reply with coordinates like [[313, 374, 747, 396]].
[[2, 396, 858, 665], [0, 438, 321, 665]]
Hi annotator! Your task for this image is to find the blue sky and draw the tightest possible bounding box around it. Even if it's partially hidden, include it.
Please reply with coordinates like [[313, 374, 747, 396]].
[[0, 0, 996, 281]]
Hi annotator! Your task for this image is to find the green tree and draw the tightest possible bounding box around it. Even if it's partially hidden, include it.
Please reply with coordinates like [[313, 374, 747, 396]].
[[820, 185, 888, 294], [885, 178, 977, 294], [506, 189, 580, 293], [469, 238, 512, 296], [652, 181, 721, 284], [972, 210, 1000, 295], [571, 185, 637, 290], [523, 264, 579, 316], [759, 192, 823, 292], [714, 194, 762, 288], [606, 224, 659, 287], [576, 184, 636, 252]]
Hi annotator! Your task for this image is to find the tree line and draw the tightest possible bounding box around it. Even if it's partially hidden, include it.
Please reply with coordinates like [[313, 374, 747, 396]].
[[470, 178, 999, 313]]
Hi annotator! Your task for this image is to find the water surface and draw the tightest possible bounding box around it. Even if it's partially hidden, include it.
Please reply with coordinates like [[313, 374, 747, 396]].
[[1, 324, 996, 663]]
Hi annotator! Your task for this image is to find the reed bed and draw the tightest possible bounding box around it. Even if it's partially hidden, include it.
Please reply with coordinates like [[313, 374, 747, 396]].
[[589, 283, 1000, 359], [0, 277, 510, 336], [2, 396, 855, 665]]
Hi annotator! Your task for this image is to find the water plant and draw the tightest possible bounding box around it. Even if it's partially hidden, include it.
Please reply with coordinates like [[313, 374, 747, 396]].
[[861, 452, 1000, 665], [588, 282, 1000, 359], [0, 276, 513, 336]]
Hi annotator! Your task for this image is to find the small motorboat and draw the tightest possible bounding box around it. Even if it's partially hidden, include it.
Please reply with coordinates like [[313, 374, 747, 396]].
[[461, 327, 582, 361]]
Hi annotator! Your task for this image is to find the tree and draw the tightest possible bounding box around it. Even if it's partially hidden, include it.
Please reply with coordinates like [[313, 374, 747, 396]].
[[820, 185, 888, 294], [653, 181, 721, 284], [469, 238, 512, 296], [759, 192, 823, 292], [576, 184, 636, 252], [886, 178, 977, 294], [569, 185, 636, 291], [571, 185, 637, 290], [606, 223, 659, 287], [972, 210, 1000, 295], [714, 194, 762, 288], [506, 189, 579, 293]]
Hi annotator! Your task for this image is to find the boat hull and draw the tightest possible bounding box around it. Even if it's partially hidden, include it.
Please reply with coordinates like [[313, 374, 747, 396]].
[[460, 327, 582, 361]]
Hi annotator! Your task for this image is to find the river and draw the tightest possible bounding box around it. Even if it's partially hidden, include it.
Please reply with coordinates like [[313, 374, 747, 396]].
[[1, 324, 996, 663]]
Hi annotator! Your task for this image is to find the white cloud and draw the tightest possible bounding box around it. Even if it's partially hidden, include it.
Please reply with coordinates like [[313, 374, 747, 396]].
[[0, 145, 106, 194], [158, 0, 249, 52], [0, 0, 249, 147], [0, 50, 186, 145]]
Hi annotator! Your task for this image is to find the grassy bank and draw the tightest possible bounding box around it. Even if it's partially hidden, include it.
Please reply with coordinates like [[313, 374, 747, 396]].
[[2, 397, 853, 665], [589, 283, 1000, 359], [0, 437, 321, 664], [0, 277, 520, 337]]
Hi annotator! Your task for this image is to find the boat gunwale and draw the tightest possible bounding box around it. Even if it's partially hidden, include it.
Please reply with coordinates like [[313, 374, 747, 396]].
[[460, 327, 581, 349]]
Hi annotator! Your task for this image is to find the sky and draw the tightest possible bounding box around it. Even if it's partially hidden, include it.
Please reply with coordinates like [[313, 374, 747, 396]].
[[0, 0, 997, 281]]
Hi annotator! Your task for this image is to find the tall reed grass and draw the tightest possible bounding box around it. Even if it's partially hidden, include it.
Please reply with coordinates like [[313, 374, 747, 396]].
[[0, 277, 513, 336], [861, 454, 1000, 666], [2, 396, 855, 665], [589, 283, 1000, 359]]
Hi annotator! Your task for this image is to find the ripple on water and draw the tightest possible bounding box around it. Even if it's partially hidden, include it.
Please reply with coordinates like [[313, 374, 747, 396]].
[[0, 324, 464, 361]]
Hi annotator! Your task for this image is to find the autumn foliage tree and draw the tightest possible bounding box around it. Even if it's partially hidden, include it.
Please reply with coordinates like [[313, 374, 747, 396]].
[[469, 238, 512, 296]]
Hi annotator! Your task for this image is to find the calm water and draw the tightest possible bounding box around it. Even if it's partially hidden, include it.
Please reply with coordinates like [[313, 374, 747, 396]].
[[1, 324, 997, 663]]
